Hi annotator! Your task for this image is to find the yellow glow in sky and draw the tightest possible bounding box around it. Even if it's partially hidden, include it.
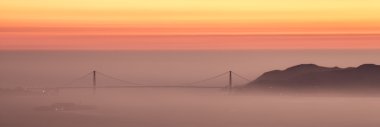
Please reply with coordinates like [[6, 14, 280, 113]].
[[1, 0, 380, 34], [1, 0, 380, 50]]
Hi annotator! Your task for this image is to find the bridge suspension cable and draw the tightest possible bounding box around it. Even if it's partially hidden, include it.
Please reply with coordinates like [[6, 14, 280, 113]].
[[96, 71, 147, 86], [61, 72, 92, 86], [178, 71, 229, 86], [231, 72, 252, 82], [95, 71, 230, 86], [42, 70, 253, 90]]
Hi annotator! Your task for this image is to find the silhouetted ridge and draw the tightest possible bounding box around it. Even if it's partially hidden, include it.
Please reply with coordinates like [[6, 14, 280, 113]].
[[248, 64, 380, 93], [286, 64, 321, 71], [255, 64, 341, 83], [357, 64, 380, 70]]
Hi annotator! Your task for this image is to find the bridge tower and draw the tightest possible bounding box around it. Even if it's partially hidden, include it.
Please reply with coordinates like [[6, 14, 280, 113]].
[[92, 70, 96, 94], [229, 70, 232, 92]]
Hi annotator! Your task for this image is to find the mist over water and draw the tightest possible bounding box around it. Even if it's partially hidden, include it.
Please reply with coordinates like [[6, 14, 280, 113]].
[[1, 50, 380, 127], [1, 50, 380, 87], [2, 89, 380, 127]]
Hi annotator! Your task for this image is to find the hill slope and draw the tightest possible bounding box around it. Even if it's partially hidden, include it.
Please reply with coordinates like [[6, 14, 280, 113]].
[[248, 64, 380, 93]]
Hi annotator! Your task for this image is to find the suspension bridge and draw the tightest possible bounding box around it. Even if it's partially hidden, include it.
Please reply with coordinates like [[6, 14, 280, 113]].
[[31, 70, 252, 94]]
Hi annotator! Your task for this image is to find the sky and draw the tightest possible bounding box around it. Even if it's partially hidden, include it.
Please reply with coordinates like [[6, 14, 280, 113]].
[[1, 0, 380, 50]]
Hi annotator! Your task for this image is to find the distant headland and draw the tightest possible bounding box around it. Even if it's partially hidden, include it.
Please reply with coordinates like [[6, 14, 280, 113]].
[[247, 64, 380, 94]]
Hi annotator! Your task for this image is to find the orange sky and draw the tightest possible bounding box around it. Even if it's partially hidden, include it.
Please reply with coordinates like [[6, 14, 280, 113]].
[[1, 0, 380, 50]]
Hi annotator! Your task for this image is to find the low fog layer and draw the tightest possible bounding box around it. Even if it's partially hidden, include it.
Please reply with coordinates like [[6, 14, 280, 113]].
[[2, 89, 380, 127]]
